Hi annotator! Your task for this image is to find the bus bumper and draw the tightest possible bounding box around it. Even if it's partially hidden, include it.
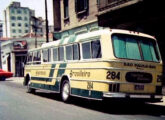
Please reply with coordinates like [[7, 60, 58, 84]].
[[103, 92, 163, 102]]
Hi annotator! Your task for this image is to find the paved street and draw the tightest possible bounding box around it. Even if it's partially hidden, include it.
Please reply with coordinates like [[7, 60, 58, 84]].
[[0, 78, 165, 120]]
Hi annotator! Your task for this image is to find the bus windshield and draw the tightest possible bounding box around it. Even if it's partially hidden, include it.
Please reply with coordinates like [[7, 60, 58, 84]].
[[112, 34, 160, 62]]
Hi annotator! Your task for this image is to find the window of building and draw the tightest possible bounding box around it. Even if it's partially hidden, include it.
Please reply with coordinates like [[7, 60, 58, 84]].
[[64, 0, 69, 19], [75, 0, 88, 16], [17, 16, 22, 20], [53, 48, 58, 61], [12, 29, 16, 33], [25, 30, 29, 33], [25, 23, 29, 27], [11, 23, 15, 27], [24, 17, 28, 21], [18, 23, 22, 27], [59, 46, 64, 61], [24, 9, 27, 14], [82, 40, 102, 59], [11, 16, 16, 20], [18, 29, 22, 33], [17, 9, 22, 14], [11, 9, 15, 14]]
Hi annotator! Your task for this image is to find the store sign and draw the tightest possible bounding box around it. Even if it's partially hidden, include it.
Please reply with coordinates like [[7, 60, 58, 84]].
[[13, 41, 27, 50]]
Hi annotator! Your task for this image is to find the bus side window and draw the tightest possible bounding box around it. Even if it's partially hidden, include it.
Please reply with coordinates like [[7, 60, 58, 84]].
[[66, 45, 73, 60], [43, 49, 51, 62], [82, 42, 91, 59], [53, 48, 58, 61], [91, 40, 102, 58], [27, 52, 33, 64], [37, 51, 41, 64], [82, 40, 102, 60], [58, 46, 64, 61], [33, 51, 38, 63], [73, 44, 80, 60]]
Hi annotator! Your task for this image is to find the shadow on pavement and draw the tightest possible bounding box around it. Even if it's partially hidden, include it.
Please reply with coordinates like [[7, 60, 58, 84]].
[[32, 91, 165, 117]]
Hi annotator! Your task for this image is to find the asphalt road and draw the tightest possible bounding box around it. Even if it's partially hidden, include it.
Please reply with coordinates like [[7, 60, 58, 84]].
[[0, 81, 165, 120]]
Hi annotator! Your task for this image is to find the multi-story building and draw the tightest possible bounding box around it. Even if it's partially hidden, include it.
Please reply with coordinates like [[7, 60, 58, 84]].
[[3, 2, 35, 38], [53, 0, 99, 40], [97, 0, 165, 74], [31, 16, 44, 37], [0, 20, 3, 38]]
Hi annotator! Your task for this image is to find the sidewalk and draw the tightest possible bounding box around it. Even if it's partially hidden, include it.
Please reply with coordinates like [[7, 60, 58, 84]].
[[6, 77, 24, 84], [5, 77, 165, 106]]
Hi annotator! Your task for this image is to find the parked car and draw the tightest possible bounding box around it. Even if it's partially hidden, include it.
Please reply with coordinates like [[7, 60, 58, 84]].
[[0, 69, 13, 81]]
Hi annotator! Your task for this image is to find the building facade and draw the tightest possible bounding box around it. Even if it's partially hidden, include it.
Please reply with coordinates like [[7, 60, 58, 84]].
[[53, 0, 99, 40], [97, 0, 165, 72], [3, 2, 35, 38], [0, 36, 52, 76]]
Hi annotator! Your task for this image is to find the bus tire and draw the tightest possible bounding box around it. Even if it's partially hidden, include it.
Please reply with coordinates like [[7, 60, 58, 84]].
[[61, 80, 70, 102], [27, 80, 35, 93]]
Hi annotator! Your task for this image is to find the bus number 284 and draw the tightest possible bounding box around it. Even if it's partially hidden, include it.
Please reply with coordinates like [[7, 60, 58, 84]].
[[106, 71, 120, 80]]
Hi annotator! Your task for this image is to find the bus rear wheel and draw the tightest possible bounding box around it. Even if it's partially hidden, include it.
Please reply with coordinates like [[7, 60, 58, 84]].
[[27, 80, 35, 93], [61, 80, 70, 102]]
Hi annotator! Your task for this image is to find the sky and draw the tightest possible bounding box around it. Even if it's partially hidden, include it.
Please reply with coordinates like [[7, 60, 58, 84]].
[[0, 0, 53, 25]]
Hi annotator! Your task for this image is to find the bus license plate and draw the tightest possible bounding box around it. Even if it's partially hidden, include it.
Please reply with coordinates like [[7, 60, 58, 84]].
[[135, 85, 144, 90]]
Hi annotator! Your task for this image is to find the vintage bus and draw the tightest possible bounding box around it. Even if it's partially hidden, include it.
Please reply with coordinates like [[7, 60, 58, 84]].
[[24, 28, 163, 102]]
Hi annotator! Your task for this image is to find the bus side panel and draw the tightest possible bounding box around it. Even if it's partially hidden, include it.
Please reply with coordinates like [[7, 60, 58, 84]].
[[25, 64, 65, 92]]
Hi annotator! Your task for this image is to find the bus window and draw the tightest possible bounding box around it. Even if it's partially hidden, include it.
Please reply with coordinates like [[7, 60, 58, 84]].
[[82, 40, 102, 59], [33, 51, 38, 62], [82, 42, 91, 59], [27, 52, 33, 64], [66, 45, 73, 60], [27, 52, 33, 62], [37, 51, 41, 62], [73, 44, 79, 60], [91, 40, 102, 58], [43, 49, 51, 62], [59, 46, 64, 61], [112, 34, 160, 62], [140, 40, 159, 62], [53, 48, 58, 61]]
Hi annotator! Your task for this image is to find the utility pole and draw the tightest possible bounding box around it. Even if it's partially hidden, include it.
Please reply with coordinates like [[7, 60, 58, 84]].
[[31, 16, 38, 48], [45, 0, 49, 43]]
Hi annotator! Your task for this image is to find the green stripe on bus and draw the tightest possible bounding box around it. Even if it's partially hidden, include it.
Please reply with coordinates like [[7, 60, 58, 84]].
[[31, 82, 59, 92], [48, 64, 56, 82], [59, 37, 65, 45], [57, 63, 67, 77], [67, 35, 77, 44], [31, 77, 50, 81], [30, 63, 67, 92], [71, 88, 103, 99]]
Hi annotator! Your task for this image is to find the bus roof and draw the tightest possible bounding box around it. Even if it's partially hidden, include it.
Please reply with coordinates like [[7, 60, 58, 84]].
[[29, 28, 156, 51]]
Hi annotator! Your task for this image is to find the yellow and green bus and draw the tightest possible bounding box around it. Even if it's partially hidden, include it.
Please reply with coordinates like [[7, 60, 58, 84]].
[[24, 28, 163, 102]]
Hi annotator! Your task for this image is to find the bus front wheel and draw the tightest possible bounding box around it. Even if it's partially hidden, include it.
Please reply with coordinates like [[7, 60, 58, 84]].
[[61, 80, 70, 102]]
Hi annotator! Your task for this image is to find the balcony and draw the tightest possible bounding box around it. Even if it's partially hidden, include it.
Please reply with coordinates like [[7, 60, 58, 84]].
[[98, 0, 143, 15]]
